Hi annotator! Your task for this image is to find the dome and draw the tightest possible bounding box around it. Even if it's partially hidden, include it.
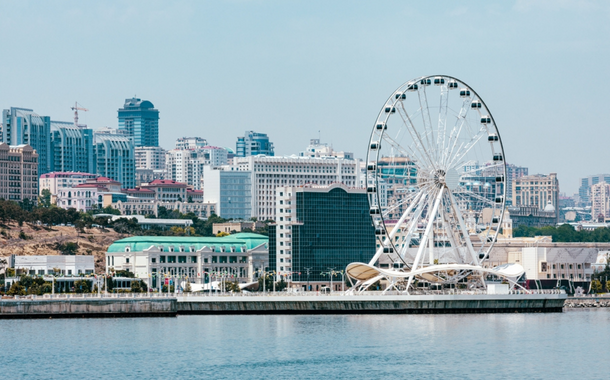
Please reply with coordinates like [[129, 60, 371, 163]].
[[544, 201, 555, 212]]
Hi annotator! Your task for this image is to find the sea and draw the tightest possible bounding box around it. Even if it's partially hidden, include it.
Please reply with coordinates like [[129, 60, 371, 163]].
[[1, 309, 608, 379]]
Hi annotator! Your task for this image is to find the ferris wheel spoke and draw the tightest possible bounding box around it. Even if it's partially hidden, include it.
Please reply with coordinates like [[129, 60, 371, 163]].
[[453, 188, 496, 207], [380, 132, 424, 164], [395, 102, 438, 169], [419, 86, 437, 162], [444, 98, 472, 168], [447, 124, 488, 170], [460, 163, 503, 176], [437, 84, 450, 164]]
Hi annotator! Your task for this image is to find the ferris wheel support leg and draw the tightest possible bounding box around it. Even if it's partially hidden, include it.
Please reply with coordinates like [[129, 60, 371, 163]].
[[367, 191, 424, 267], [448, 191, 479, 265], [407, 188, 444, 291]]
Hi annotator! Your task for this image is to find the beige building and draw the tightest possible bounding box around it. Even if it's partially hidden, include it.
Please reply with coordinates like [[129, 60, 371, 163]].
[[0, 143, 38, 202], [512, 173, 559, 219], [590, 181, 610, 222], [213, 221, 266, 235]]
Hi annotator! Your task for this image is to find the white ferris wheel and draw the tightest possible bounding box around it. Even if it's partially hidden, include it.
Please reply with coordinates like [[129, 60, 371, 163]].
[[346, 75, 525, 293]]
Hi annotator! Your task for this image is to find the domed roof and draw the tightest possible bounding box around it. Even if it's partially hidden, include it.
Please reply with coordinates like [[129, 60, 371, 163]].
[[544, 201, 555, 212]]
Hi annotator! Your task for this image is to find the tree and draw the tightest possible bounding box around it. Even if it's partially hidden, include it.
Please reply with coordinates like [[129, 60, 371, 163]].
[[184, 281, 192, 293], [591, 279, 602, 294], [224, 280, 241, 293], [115, 269, 135, 278], [57, 242, 79, 255], [39, 189, 52, 208], [130, 280, 146, 293], [216, 231, 230, 237], [74, 279, 91, 293]]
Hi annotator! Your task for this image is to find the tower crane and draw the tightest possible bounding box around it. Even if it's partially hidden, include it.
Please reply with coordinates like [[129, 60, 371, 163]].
[[71, 102, 88, 127]]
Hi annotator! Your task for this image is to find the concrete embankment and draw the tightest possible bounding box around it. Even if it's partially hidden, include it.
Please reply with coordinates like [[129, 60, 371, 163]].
[[0, 294, 567, 318], [0, 297, 177, 319], [177, 294, 567, 315]]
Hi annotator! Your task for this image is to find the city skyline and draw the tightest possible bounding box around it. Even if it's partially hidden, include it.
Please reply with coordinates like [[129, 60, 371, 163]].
[[1, 1, 609, 194]]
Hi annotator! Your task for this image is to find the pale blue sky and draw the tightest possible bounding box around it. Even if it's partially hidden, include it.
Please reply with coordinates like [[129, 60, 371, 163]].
[[1, 0, 608, 193]]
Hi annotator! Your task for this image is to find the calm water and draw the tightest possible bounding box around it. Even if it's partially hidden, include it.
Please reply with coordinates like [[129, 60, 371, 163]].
[[1, 310, 609, 379]]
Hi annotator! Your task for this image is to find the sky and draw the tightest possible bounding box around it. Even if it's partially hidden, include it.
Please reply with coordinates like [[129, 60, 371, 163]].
[[1, 0, 609, 194]]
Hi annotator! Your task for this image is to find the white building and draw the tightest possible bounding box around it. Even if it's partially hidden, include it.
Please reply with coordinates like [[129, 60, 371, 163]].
[[175, 137, 208, 150], [105, 233, 269, 289], [232, 155, 361, 221], [135, 146, 166, 170], [39, 172, 98, 196], [299, 138, 354, 159], [10, 255, 95, 276], [166, 146, 228, 190], [590, 181, 610, 222]]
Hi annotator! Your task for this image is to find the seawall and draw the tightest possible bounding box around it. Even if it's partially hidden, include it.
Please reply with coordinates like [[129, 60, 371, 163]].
[[0, 297, 177, 319], [176, 294, 567, 315], [0, 293, 567, 319]]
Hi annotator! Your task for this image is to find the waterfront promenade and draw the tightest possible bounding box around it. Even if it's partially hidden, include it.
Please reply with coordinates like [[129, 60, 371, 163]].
[[0, 290, 568, 318]]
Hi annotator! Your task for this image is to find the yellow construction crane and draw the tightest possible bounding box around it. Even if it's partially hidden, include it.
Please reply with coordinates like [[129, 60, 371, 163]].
[[71, 102, 88, 126]]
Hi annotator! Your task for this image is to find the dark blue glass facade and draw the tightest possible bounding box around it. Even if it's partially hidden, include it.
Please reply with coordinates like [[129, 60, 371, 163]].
[[291, 188, 375, 283]]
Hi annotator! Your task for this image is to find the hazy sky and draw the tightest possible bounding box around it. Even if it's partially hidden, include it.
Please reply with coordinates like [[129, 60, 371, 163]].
[[1, 0, 608, 194]]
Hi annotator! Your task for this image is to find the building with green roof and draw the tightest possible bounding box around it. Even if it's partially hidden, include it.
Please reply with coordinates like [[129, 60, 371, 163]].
[[105, 233, 269, 289]]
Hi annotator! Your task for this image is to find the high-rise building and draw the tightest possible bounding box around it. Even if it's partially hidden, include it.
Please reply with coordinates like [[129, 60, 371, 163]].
[[135, 146, 166, 170], [50, 121, 94, 174], [0, 143, 38, 202], [506, 164, 528, 206], [166, 146, 228, 190], [299, 138, 354, 159], [1, 107, 51, 174], [94, 131, 135, 189], [231, 155, 361, 221], [175, 137, 208, 150], [590, 182, 610, 222], [268, 184, 375, 291], [236, 131, 274, 157], [579, 174, 610, 207], [117, 98, 159, 147], [166, 149, 204, 190], [512, 173, 560, 222], [203, 166, 252, 220]]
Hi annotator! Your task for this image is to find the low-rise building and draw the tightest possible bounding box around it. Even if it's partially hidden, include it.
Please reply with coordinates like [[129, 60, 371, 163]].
[[105, 233, 269, 289], [213, 221, 266, 235], [8, 254, 94, 276], [39, 172, 98, 196]]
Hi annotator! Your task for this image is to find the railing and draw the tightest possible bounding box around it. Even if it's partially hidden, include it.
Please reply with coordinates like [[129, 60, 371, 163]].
[[3, 288, 566, 301]]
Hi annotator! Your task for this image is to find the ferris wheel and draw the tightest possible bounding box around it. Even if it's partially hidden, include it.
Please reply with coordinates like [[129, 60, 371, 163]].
[[347, 75, 524, 293]]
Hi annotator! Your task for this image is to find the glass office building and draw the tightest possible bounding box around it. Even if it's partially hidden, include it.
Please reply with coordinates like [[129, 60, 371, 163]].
[[236, 131, 274, 157], [2, 107, 51, 174], [118, 97, 159, 147], [271, 184, 375, 289]]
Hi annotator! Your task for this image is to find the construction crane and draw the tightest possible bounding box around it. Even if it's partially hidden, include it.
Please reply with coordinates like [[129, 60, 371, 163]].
[[71, 102, 88, 127]]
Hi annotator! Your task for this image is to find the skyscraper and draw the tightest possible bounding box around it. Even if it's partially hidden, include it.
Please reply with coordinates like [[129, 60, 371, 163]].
[[1, 107, 51, 174], [50, 121, 94, 173], [236, 131, 274, 157], [590, 182, 610, 222], [117, 97, 159, 147], [94, 130, 135, 189]]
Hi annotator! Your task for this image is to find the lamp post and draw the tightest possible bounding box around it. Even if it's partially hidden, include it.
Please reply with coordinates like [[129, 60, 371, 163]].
[[305, 267, 311, 292]]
